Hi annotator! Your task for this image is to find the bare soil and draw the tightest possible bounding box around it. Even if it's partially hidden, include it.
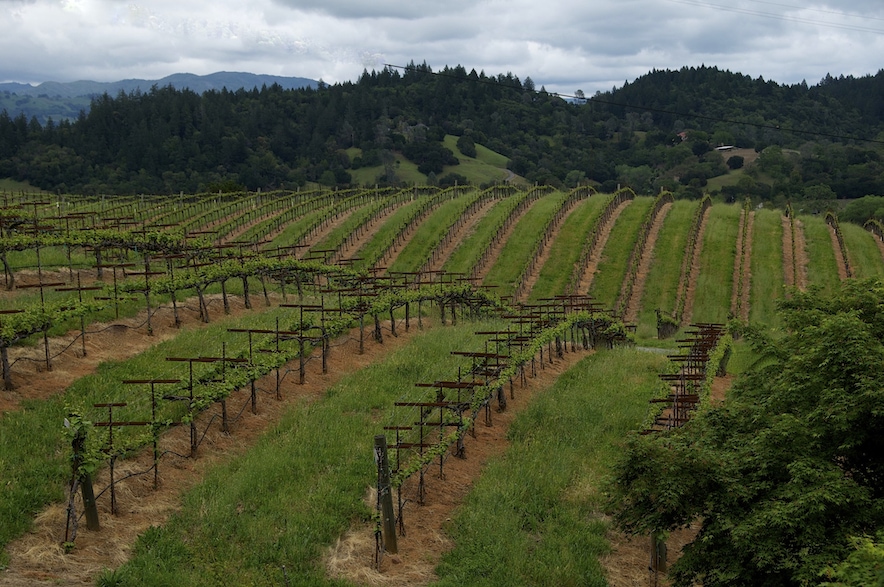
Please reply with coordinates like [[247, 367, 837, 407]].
[[330, 203, 399, 265], [730, 210, 753, 321], [624, 202, 672, 323], [828, 224, 850, 280], [472, 196, 543, 281], [425, 199, 498, 274], [679, 205, 711, 326], [518, 198, 587, 303], [794, 219, 809, 290], [0, 292, 255, 415], [1, 315, 422, 586], [576, 200, 632, 295], [325, 347, 592, 586]]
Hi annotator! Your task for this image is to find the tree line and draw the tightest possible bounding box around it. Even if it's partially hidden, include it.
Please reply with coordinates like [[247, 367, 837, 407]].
[[1, 63, 883, 204]]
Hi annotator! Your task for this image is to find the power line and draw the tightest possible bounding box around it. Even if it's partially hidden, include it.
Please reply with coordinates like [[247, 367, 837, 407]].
[[665, 0, 884, 35], [741, 0, 884, 23], [384, 63, 884, 145]]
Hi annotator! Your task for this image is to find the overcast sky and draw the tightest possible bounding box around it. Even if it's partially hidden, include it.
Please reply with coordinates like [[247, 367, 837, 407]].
[[2, 0, 883, 96]]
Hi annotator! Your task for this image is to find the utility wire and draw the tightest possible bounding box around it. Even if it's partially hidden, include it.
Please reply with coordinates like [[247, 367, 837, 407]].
[[740, 0, 884, 23], [664, 0, 884, 35], [384, 63, 884, 146]]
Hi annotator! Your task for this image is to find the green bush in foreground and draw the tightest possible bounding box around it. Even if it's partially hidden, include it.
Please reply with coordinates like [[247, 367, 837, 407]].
[[610, 279, 884, 587]]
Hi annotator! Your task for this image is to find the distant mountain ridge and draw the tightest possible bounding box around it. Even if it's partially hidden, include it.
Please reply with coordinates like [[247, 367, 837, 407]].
[[0, 72, 317, 124], [0, 71, 317, 98]]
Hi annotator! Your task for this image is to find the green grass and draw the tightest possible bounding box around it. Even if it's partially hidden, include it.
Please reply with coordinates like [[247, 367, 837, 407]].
[[432, 347, 668, 587], [706, 168, 747, 191], [841, 221, 884, 279], [263, 204, 335, 250], [353, 198, 427, 270], [0, 306, 304, 562], [691, 203, 740, 324], [348, 154, 428, 186], [442, 135, 513, 184], [800, 214, 841, 296], [306, 199, 385, 256], [528, 195, 609, 301], [635, 199, 696, 339], [748, 209, 784, 327], [0, 178, 49, 194], [116, 321, 497, 586], [443, 195, 524, 275], [348, 139, 512, 187], [387, 193, 479, 273], [588, 197, 654, 309], [3, 244, 99, 274], [483, 192, 567, 296]]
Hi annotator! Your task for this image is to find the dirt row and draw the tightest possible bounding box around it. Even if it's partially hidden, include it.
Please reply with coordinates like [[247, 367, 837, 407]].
[[678, 204, 711, 326], [576, 199, 632, 295], [327, 347, 594, 586], [730, 209, 754, 321], [425, 198, 499, 274], [782, 215, 809, 292], [828, 223, 851, 280], [623, 201, 672, 324], [2, 313, 420, 586], [0, 292, 259, 415], [518, 198, 587, 302]]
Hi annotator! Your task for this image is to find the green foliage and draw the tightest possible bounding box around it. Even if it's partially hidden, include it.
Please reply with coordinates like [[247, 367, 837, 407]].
[[821, 531, 884, 587], [391, 309, 630, 489], [802, 213, 842, 296], [610, 280, 884, 586], [636, 199, 695, 337], [442, 188, 533, 275], [528, 193, 609, 301], [387, 192, 481, 273], [6, 64, 884, 197], [840, 221, 884, 279], [456, 134, 477, 158], [843, 196, 884, 225]]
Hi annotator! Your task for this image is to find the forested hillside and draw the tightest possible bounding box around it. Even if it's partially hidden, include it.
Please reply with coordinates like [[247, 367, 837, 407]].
[[1, 63, 883, 204]]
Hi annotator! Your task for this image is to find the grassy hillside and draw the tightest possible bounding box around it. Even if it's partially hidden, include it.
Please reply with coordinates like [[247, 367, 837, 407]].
[[3, 186, 882, 585], [347, 138, 513, 187]]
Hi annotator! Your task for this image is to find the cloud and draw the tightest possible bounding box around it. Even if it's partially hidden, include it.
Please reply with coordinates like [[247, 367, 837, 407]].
[[269, 0, 477, 20], [1, 0, 883, 94]]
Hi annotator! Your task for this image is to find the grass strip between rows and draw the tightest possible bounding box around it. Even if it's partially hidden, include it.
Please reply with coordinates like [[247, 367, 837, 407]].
[[115, 322, 495, 586], [691, 203, 740, 325], [433, 347, 668, 587], [800, 214, 841, 297]]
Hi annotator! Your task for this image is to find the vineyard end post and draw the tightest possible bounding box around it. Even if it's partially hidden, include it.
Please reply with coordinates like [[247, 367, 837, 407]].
[[374, 435, 398, 555]]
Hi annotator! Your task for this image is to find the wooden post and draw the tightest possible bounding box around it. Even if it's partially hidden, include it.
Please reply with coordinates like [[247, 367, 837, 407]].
[[70, 421, 100, 531], [374, 435, 398, 555]]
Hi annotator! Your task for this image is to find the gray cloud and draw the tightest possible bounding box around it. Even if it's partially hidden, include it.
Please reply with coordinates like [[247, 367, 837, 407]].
[[270, 0, 478, 20], [1, 0, 883, 95]]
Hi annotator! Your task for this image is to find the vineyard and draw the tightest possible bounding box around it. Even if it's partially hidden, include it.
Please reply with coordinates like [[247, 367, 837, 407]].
[[0, 185, 881, 586]]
